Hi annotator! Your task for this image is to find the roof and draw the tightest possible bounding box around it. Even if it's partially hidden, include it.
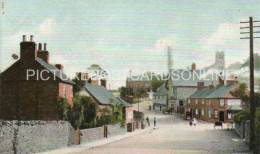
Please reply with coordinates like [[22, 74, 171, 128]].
[[117, 97, 133, 107], [84, 83, 120, 105], [169, 69, 218, 87], [189, 84, 238, 99], [129, 76, 150, 82], [227, 105, 242, 111], [154, 86, 168, 96], [36, 58, 75, 85]]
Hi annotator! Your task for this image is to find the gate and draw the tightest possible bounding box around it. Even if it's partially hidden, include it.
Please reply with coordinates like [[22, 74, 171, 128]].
[[74, 128, 80, 145]]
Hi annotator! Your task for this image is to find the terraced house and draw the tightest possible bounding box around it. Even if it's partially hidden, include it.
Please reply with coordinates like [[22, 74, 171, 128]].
[[185, 78, 249, 123]]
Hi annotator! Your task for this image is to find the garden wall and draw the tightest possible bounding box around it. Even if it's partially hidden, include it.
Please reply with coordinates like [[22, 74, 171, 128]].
[[0, 120, 74, 154], [80, 127, 103, 143]]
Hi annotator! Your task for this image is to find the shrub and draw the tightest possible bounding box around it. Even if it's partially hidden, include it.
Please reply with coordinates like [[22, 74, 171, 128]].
[[255, 107, 260, 135], [57, 97, 70, 120], [234, 110, 250, 124]]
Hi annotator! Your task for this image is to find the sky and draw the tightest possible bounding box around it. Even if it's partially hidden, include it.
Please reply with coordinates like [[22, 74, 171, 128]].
[[0, 0, 260, 89]]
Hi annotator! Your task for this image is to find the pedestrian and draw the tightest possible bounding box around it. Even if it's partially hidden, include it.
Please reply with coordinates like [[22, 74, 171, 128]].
[[189, 119, 193, 127], [193, 118, 197, 127], [146, 116, 150, 127], [154, 117, 156, 127]]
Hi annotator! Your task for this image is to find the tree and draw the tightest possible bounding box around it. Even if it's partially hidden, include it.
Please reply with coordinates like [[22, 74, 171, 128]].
[[67, 96, 84, 129], [145, 72, 164, 92], [230, 83, 250, 106], [118, 86, 133, 99], [57, 97, 70, 120], [134, 88, 149, 98], [72, 77, 86, 96]]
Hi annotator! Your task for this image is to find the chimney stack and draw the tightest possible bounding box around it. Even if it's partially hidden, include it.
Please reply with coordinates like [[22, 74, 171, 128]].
[[30, 35, 34, 41], [101, 79, 107, 88], [197, 81, 204, 90], [218, 72, 224, 86], [22, 35, 26, 42], [38, 43, 42, 50], [55, 64, 64, 72], [209, 81, 214, 89], [44, 43, 47, 50], [37, 43, 49, 63]]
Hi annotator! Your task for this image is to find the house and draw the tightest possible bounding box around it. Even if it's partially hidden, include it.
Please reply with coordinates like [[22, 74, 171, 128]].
[[186, 78, 249, 123], [126, 75, 151, 92], [167, 64, 217, 114], [153, 85, 168, 111], [0, 35, 74, 120], [77, 72, 107, 88], [80, 83, 133, 124]]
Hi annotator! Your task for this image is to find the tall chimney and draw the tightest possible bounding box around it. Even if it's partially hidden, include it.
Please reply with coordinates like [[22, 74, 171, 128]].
[[22, 35, 26, 42], [218, 72, 224, 86], [101, 79, 107, 88], [191, 63, 196, 71], [38, 43, 42, 50], [44, 43, 47, 50], [30, 35, 34, 41], [55, 64, 64, 72]]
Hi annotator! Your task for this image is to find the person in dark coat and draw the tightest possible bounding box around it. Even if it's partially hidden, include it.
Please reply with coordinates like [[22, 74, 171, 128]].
[[189, 119, 193, 127], [146, 116, 150, 127], [154, 117, 156, 127]]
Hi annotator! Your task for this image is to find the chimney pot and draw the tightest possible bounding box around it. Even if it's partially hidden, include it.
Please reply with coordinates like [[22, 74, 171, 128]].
[[38, 43, 42, 50], [30, 35, 34, 41], [22, 35, 26, 42], [44, 43, 47, 50]]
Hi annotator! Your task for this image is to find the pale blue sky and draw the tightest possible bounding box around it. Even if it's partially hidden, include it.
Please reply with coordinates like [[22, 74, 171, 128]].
[[0, 0, 260, 89]]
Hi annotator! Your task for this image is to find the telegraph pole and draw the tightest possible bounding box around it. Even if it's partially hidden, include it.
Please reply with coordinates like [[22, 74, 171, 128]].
[[240, 16, 260, 151]]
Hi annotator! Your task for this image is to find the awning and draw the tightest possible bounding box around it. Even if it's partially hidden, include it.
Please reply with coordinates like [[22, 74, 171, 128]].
[[227, 105, 242, 111]]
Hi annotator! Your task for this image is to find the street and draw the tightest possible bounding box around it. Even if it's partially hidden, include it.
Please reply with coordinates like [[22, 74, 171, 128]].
[[74, 101, 250, 154]]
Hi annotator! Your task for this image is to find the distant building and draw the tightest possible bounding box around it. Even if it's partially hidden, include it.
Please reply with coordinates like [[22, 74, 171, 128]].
[[117, 97, 134, 124], [167, 64, 218, 114], [153, 85, 168, 111], [77, 72, 107, 88], [205, 51, 225, 70], [0, 35, 74, 120], [126, 75, 152, 92], [186, 78, 249, 123]]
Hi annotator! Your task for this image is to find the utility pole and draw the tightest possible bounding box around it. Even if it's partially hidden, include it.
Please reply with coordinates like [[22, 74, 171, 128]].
[[240, 16, 260, 151], [138, 84, 140, 111]]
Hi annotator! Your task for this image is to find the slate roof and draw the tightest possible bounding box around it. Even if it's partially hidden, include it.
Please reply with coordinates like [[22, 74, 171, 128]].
[[84, 83, 120, 105], [116, 97, 133, 107], [169, 69, 218, 87], [189, 84, 238, 99], [36, 58, 75, 85], [154, 86, 168, 96]]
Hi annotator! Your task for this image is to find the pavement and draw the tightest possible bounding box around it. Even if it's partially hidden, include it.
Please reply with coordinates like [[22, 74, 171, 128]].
[[41, 101, 251, 154]]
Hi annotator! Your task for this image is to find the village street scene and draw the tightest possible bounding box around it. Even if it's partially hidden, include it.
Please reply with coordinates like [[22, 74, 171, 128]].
[[0, 0, 260, 154]]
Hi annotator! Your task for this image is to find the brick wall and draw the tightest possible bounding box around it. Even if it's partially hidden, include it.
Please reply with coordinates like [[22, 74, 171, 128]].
[[0, 121, 74, 153]]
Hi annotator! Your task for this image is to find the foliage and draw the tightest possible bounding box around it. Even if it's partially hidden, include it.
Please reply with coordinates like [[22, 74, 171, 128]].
[[96, 108, 112, 126], [134, 88, 149, 98], [255, 107, 260, 136], [67, 96, 84, 129], [118, 86, 134, 99], [230, 83, 250, 105], [234, 110, 250, 124], [80, 96, 98, 129], [72, 77, 86, 96], [151, 76, 164, 92], [57, 97, 70, 120]]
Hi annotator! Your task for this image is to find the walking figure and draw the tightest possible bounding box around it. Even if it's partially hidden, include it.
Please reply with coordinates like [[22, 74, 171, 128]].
[[154, 117, 156, 127], [193, 118, 197, 127], [189, 119, 193, 127], [146, 116, 150, 127]]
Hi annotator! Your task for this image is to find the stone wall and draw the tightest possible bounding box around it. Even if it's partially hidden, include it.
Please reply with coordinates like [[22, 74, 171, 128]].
[[107, 123, 127, 137], [80, 127, 103, 143], [0, 120, 74, 154]]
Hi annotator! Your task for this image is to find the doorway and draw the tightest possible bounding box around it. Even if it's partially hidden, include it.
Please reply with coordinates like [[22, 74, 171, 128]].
[[219, 111, 225, 122]]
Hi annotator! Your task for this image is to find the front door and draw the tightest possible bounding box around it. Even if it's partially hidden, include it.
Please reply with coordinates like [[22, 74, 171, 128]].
[[219, 111, 225, 122]]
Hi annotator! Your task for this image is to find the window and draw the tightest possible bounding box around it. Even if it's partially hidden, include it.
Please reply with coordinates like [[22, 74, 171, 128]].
[[208, 109, 211, 118], [208, 99, 211, 106], [228, 113, 232, 119], [220, 99, 224, 106], [188, 99, 190, 104], [63, 85, 66, 97], [196, 109, 198, 115], [202, 99, 204, 104], [188, 108, 191, 112], [202, 109, 205, 116], [196, 99, 198, 104], [215, 110, 218, 118]]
